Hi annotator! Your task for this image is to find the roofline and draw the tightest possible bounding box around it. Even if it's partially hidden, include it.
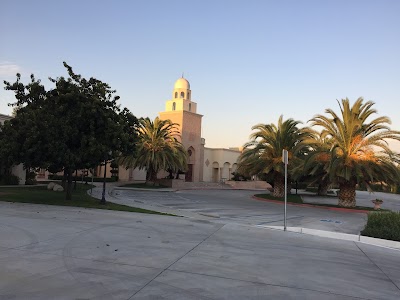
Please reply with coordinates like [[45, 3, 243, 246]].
[[0, 113, 12, 119]]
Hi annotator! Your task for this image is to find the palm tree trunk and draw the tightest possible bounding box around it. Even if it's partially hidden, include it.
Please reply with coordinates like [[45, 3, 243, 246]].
[[146, 167, 157, 186], [287, 175, 292, 195], [317, 179, 330, 196], [338, 181, 356, 207], [273, 174, 285, 197]]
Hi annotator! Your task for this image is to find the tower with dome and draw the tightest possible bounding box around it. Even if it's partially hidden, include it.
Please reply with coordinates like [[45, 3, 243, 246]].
[[158, 76, 241, 183], [159, 76, 205, 182]]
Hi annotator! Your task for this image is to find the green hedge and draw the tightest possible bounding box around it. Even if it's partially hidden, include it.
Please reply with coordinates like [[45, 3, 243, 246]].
[[361, 211, 400, 242], [0, 174, 20, 185], [48, 175, 117, 182]]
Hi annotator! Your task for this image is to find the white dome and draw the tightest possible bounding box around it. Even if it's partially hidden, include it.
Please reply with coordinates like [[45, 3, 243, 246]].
[[174, 77, 190, 90]]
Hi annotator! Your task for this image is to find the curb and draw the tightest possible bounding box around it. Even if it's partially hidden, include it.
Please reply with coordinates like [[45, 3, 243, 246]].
[[114, 187, 177, 192], [257, 225, 400, 251], [252, 195, 369, 214]]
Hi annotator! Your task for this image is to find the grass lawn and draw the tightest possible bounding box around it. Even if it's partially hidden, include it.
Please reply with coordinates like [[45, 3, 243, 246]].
[[0, 184, 172, 215], [254, 193, 379, 211], [118, 182, 169, 189]]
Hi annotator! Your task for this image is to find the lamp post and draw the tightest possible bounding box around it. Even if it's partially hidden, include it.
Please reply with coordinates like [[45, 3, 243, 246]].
[[100, 151, 112, 205]]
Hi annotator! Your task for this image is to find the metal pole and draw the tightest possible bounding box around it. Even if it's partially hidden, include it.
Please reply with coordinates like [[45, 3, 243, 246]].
[[101, 160, 107, 204], [284, 159, 287, 231], [90, 169, 94, 195], [282, 149, 288, 232]]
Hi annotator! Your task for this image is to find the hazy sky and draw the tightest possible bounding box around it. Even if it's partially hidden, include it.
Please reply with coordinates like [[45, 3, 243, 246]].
[[1, 0, 399, 149]]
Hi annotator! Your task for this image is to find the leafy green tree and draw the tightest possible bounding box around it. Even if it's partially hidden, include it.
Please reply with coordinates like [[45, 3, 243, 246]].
[[118, 117, 188, 184], [309, 98, 400, 207], [238, 115, 312, 197], [1, 62, 138, 200]]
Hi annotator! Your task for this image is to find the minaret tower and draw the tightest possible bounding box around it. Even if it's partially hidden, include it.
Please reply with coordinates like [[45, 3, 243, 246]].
[[159, 77, 204, 182]]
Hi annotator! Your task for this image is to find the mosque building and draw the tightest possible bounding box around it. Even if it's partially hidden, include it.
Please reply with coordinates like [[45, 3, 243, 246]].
[[159, 77, 241, 183], [118, 76, 241, 183]]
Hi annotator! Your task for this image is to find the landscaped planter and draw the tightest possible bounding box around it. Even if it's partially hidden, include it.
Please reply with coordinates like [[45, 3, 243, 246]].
[[371, 199, 383, 210]]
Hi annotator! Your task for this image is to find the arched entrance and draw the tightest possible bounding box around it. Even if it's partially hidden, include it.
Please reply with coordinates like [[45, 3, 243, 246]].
[[212, 162, 219, 182], [222, 162, 231, 181], [186, 146, 195, 182]]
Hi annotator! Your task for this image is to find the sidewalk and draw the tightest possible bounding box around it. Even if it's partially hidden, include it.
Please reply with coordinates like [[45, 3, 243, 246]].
[[1, 200, 399, 299]]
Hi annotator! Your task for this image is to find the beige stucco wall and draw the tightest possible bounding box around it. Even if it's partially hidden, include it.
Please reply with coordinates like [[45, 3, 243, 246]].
[[118, 167, 146, 182], [165, 99, 197, 113], [11, 164, 26, 185], [225, 180, 272, 190], [0, 114, 12, 124], [203, 148, 241, 182], [159, 110, 204, 182]]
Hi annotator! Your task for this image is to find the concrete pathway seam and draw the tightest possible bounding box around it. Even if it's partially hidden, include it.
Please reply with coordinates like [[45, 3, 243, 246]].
[[354, 242, 400, 292], [127, 224, 226, 299]]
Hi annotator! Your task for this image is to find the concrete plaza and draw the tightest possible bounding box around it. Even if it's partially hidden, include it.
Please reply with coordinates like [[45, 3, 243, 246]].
[[0, 199, 399, 299]]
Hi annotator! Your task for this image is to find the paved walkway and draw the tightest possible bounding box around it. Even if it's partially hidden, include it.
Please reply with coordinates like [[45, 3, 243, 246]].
[[100, 186, 368, 234], [0, 201, 399, 299]]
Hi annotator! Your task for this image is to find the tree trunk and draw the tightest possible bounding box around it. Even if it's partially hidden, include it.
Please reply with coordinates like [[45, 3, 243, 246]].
[[317, 181, 329, 196], [338, 181, 356, 207], [273, 174, 285, 198], [287, 175, 292, 195], [62, 169, 67, 189], [146, 167, 157, 186], [66, 169, 73, 200], [74, 169, 77, 190], [100, 160, 107, 205]]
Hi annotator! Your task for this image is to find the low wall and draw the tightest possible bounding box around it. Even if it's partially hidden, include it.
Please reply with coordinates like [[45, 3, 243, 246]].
[[158, 179, 232, 189], [226, 180, 271, 190], [158, 179, 186, 189]]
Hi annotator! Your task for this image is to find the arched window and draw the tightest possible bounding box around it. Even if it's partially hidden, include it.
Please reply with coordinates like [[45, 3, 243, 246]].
[[180, 92, 184, 98], [188, 103, 192, 111], [172, 102, 176, 111], [187, 91, 190, 100], [174, 92, 178, 98]]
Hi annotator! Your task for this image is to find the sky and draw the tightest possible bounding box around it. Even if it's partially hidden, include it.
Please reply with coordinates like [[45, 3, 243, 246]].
[[1, 0, 400, 150]]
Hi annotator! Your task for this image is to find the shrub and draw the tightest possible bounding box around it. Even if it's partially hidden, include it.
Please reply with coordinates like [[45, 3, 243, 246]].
[[230, 172, 250, 181], [361, 211, 400, 242], [0, 174, 20, 185]]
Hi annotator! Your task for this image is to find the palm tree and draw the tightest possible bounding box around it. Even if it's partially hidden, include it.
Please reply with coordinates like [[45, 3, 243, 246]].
[[309, 98, 400, 207], [118, 117, 188, 184], [238, 115, 312, 197], [301, 132, 333, 196]]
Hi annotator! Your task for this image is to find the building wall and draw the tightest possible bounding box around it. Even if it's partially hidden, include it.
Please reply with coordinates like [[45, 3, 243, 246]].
[[159, 110, 204, 182], [118, 167, 146, 182], [203, 148, 241, 182], [0, 114, 12, 124]]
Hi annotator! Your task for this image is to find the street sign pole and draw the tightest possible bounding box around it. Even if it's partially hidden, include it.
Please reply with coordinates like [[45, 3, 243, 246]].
[[282, 149, 288, 231]]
